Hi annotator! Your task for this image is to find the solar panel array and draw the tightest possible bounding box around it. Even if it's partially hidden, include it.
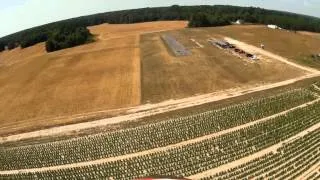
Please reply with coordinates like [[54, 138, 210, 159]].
[[161, 35, 191, 56]]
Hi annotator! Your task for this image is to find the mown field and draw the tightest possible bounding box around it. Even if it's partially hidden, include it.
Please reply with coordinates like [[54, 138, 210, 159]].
[[141, 28, 306, 103], [0, 21, 187, 135], [207, 25, 320, 69], [1, 81, 320, 179], [1, 22, 320, 180]]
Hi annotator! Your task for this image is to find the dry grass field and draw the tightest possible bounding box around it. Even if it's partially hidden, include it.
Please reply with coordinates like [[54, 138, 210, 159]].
[[141, 27, 307, 103], [206, 25, 320, 69], [299, 31, 320, 39], [0, 21, 187, 135]]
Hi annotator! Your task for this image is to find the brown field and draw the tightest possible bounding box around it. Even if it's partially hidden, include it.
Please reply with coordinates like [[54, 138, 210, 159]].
[[206, 25, 320, 69], [299, 31, 320, 39], [0, 21, 187, 135], [141, 27, 307, 103]]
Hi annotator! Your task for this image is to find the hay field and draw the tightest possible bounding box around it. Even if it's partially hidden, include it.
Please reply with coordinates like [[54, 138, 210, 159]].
[[0, 21, 187, 135], [207, 25, 320, 69], [141, 28, 306, 103]]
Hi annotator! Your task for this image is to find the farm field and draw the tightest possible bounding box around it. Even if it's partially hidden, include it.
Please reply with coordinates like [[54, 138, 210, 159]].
[[207, 25, 320, 69], [141, 27, 307, 103], [200, 129, 320, 180], [0, 21, 187, 135], [1, 21, 320, 180], [1, 82, 320, 179], [299, 31, 320, 39]]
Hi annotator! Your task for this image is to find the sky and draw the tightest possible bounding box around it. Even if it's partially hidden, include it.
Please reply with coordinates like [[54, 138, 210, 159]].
[[0, 0, 319, 38]]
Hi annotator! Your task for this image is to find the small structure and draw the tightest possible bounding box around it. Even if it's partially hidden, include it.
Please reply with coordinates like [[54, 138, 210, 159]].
[[215, 40, 229, 48], [209, 39, 234, 49], [260, 44, 265, 49], [267, 24, 283, 30], [267, 24, 279, 29], [235, 19, 244, 25], [246, 53, 254, 58], [4, 46, 8, 50]]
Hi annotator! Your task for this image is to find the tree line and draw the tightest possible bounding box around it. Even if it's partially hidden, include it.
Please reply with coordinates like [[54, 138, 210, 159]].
[[45, 25, 92, 52], [1, 5, 320, 52]]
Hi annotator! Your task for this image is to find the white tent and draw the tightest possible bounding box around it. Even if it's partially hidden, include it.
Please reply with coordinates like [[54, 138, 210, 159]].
[[267, 25, 278, 29]]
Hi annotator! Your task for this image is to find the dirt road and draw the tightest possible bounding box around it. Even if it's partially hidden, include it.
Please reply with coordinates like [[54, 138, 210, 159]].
[[1, 98, 319, 175], [224, 37, 320, 74]]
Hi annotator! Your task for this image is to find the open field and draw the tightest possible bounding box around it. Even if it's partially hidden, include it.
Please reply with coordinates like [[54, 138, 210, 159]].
[[1, 75, 319, 148], [299, 31, 320, 39], [1, 82, 320, 179], [141, 28, 307, 103], [2, 22, 320, 180], [0, 21, 187, 135], [206, 25, 320, 69]]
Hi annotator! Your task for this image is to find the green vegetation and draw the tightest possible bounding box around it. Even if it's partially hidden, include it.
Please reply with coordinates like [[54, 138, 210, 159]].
[[0, 89, 316, 170], [1, 5, 320, 52], [296, 55, 320, 69], [2, 100, 320, 179], [0, 42, 5, 51], [188, 12, 230, 27], [45, 26, 92, 52], [203, 128, 320, 180]]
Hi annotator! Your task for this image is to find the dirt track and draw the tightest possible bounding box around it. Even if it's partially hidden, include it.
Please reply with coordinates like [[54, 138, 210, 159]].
[[224, 37, 319, 74], [1, 98, 319, 175]]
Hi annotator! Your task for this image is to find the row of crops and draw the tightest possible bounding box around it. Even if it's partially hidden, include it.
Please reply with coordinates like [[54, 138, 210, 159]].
[[1, 100, 320, 179], [202, 128, 320, 180], [306, 171, 320, 180], [0, 89, 316, 170]]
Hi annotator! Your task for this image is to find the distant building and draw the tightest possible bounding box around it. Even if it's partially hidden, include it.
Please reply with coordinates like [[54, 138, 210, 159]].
[[235, 19, 244, 25], [232, 19, 244, 25], [4, 46, 8, 50], [267, 25, 278, 29], [267, 24, 283, 30]]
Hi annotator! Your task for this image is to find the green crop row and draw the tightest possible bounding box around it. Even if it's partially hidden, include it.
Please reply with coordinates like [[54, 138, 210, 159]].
[[1, 101, 320, 180], [0, 89, 315, 170], [203, 128, 320, 180]]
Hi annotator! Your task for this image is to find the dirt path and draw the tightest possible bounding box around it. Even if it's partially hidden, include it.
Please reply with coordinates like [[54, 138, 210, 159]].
[[224, 37, 320, 74], [188, 122, 320, 179], [1, 72, 320, 144], [1, 98, 319, 175]]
